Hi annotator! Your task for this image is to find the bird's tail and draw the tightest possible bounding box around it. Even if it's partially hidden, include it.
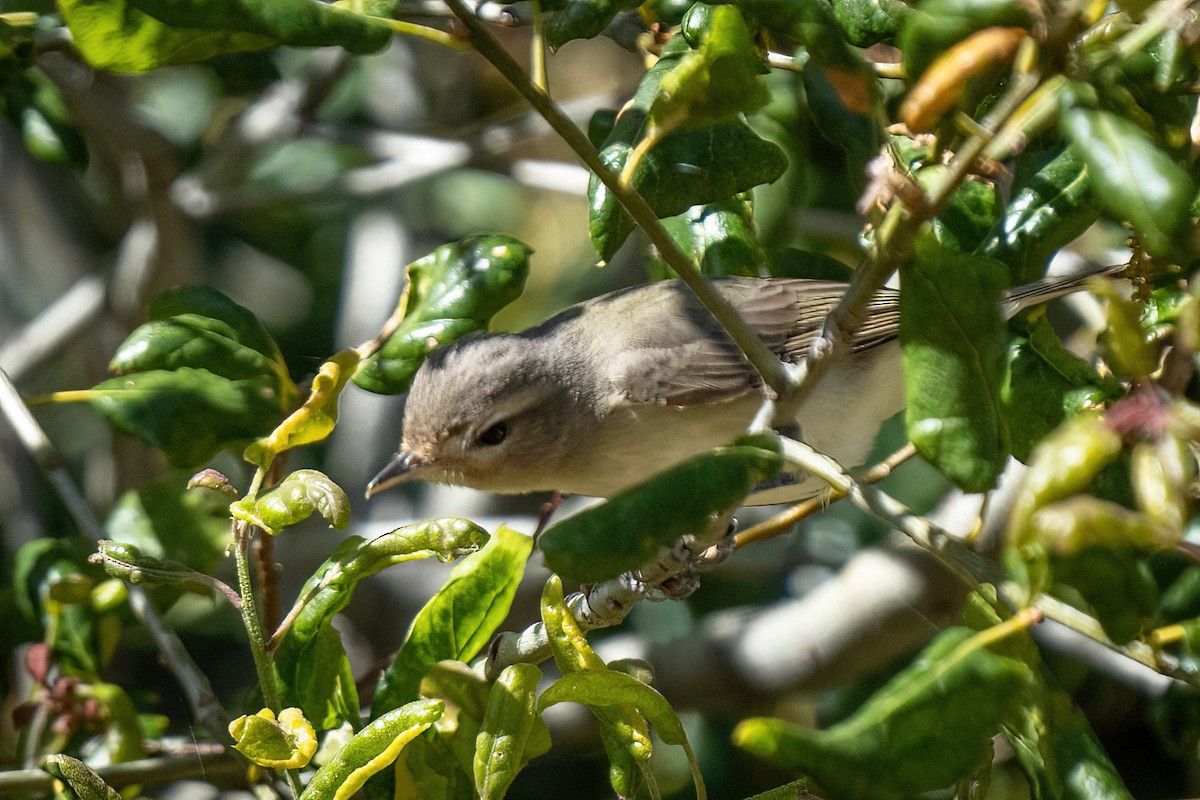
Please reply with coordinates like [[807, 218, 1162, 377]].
[[1001, 262, 1126, 319]]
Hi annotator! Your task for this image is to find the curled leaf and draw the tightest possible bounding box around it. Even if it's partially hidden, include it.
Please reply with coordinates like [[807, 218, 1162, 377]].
[[245, 350, 361, 469], [230, 469, 350, 535], [229, 707, 318, 770], [298, 699, 444, 800]]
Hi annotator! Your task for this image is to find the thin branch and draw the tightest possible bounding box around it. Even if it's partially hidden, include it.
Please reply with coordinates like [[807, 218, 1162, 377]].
[[734, 442, 916, 548]]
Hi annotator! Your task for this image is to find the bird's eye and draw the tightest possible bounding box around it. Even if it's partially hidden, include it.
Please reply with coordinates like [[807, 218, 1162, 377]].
[[478, 421, 508, 446]]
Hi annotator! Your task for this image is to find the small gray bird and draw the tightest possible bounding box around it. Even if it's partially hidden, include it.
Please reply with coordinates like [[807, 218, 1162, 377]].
[[367, 269, 1116, 504]]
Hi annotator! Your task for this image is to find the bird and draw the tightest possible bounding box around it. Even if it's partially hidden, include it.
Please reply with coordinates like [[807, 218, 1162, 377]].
[[366, 267, 1119, 505]]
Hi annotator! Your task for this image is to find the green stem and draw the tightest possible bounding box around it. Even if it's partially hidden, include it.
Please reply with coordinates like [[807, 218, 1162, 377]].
[[234, 522, 279, 711], [440, 0, 791, 398], [233, 520, 304, 796]]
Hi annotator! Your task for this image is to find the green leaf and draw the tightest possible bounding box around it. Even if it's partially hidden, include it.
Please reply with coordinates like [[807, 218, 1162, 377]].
[[830, 0, 911, 46], [539, 436, 782, 582], [1050, 548, 1158, 644], [90, 369, 286, 468], [899, 0, 1032, 79], [647, 194, 766, 280], [901, 235, 1009, 492], [372, 526, 533, 717], [59, 0, 393, 73], [275, 519, 489, 729], [589, 35, 787, 261], [353, 235, 532, 394], [40, 755, 121, 800], [983, 147, 1100, 285], [299, 699, 445, 800], [1006, 414, 1123, 549], [90, 541, 218, 596], [474, 663, 543, 800], [648, 4, 770, 132], [538, 670, 706, 798], [544, 0, 640, 49], [229, 707, 318, 769], [734, 625, 1034, 800], [244, 349, 359, 468], [1060, 102, 1196, 258], [917, 168, 999, 254], [1006, 686, 1134, 800], [802, 64, 880, 184], [89, 286, 294, 467], [229, 469, 349, 535], [1002, 317, 1119, 462]]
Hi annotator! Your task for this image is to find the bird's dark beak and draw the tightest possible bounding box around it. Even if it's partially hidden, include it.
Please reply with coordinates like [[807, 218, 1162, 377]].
[[365, 451, 422, 498]]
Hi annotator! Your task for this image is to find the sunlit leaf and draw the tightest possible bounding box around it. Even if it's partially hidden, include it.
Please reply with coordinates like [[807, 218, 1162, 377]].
[[229, 707, 318, 769], [229, 469, 349, 535], [1061, 101, 1196, 258], [474, 663, 543, 800], [275, 519, 489, 729], [299, 699, 445, 800], [372, 526, 532, 717], [245, 349, 360, 468], [59, 0, 393, 73], [354, 235, 532, 394]]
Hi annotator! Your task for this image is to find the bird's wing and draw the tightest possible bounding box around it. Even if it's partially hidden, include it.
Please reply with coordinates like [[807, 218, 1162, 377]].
[[609, 278, 901, 406]]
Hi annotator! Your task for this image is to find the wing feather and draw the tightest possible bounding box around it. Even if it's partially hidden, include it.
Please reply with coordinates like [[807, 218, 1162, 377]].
[[607, 278, 900, 406]]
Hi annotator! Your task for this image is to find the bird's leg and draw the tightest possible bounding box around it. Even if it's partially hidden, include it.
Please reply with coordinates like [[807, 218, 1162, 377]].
[[534, 491, 566, 537]]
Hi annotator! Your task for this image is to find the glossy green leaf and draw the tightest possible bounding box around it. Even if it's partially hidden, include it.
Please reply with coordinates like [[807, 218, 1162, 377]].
[[110, 290, 289, 385], [544, 0, 640, 49], [1002, 317, 1119, 462], [59, 0, 393, 73], [589, 36, 786, 261], [230, 469, 349, 535], [647, 194, 766, 280], [918, 168, 999, 254], [299, 699, 445, 800], [275, 519, 488, 729], [393, 732, 476, 800], [229, 707, 318, 769], [734, 625, 1033, 800], [245, 349, 359, 468], [353, 235, 532, 394], [1006, 686, 1134, 800], [831, 0, 911, 46], [984, 147, 1100, 285], [591, 120, 788, 262], [373, 526, 533, 717], [901, 235, 1009, 492], [648, 4, 770, 132], [89, 286, 293, 467], [731, 0, 867, 71], [40, 755, 121, 800], [899, 0, 1032, 79], [539, 436, 782, 582], [474, 663, 543, 800], [1060, 103, 1196, 258]]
